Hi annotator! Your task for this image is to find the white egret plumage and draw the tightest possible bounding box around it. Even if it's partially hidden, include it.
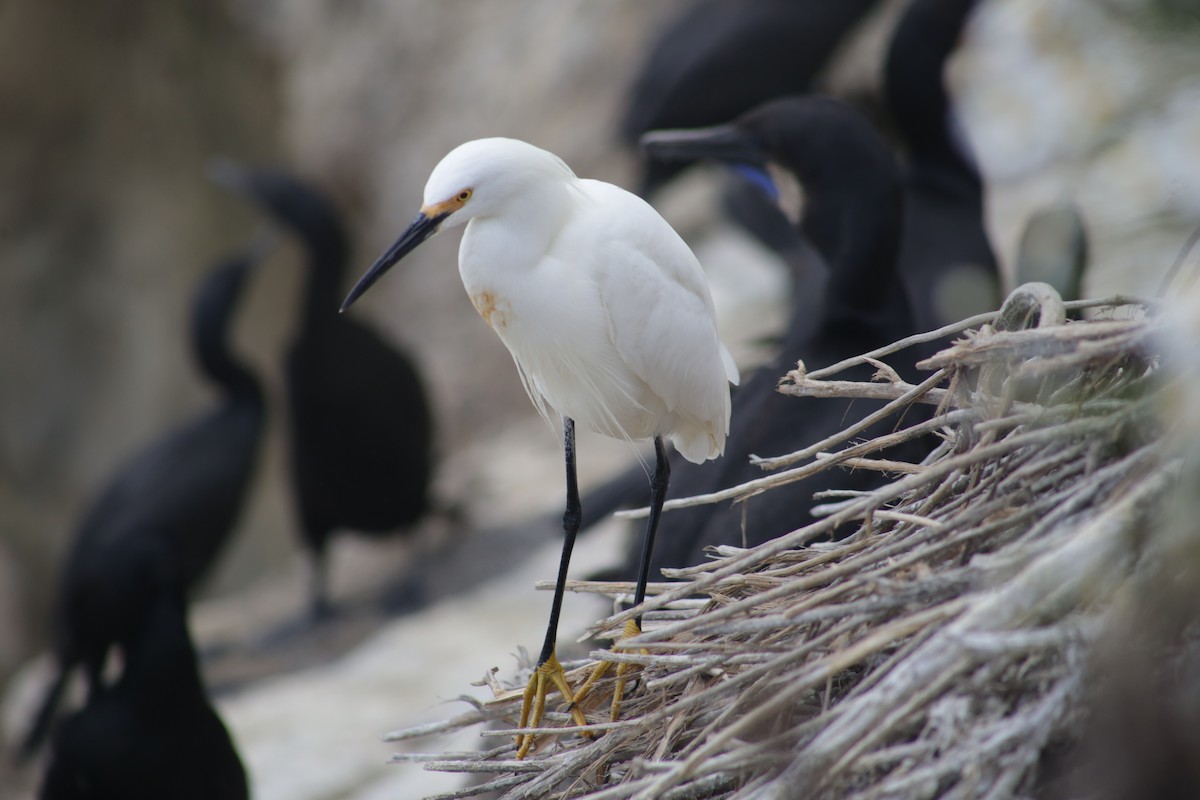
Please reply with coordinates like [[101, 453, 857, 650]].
[[341, 137, 738, 757]]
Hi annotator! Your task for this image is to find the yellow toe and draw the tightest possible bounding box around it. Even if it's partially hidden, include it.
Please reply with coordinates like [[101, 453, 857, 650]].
[[515, 651, 587, 758]]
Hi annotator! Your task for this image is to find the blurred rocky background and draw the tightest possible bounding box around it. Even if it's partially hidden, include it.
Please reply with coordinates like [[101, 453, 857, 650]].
[[1, 0, 1199, 797]]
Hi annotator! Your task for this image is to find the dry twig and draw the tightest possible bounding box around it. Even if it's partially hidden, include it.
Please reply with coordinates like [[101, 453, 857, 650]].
[[381, 293, 1175, 799]]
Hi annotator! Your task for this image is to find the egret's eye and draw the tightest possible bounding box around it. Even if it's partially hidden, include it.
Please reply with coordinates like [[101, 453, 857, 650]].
[[457, 189, 473, 203]]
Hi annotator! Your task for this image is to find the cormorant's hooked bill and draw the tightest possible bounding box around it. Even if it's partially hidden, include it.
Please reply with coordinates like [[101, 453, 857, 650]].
[[640, 125, 777, 199], [340, 211, 446, 312]]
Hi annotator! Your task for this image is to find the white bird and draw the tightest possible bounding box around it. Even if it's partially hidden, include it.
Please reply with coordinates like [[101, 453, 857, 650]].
[[341, 137, 738, 757]]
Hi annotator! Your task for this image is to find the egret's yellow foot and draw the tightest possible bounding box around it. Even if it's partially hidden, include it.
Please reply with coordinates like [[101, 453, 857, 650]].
[[515, 651, 589, 759], [573, 619, 647, 722]]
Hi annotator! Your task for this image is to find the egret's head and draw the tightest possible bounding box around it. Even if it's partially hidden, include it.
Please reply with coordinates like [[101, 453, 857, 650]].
[[423, 138, 576, 228], [341, 138, 574, 312]]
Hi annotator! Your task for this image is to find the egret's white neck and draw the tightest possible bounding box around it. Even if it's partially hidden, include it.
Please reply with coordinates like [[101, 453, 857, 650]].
[[459, 178, 576, 278]]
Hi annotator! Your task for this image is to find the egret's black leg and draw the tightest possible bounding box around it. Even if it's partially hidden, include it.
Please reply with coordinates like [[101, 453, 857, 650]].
[[633, 435, 671, 612], [537, 416, 582, 665], [516, 417, 589, 758], [574, 435, 670, 719]]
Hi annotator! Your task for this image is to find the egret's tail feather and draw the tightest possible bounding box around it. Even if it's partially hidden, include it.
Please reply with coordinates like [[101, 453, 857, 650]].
[[671, 422, 724, 465]]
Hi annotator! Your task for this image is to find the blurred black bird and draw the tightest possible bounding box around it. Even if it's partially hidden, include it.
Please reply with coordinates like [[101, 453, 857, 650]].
[[624, 0, 880, 280], [1014, 200, 1088, 302], [639, 96, 932, 574], [883, 0, 1001, 334], [21, 244, 266, 758], [623, 0, 880, 197], [39, 587, 248, 800], [211, 164, 435, 620]]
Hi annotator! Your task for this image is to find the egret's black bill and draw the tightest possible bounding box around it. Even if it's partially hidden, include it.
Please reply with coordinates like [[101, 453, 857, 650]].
[[340, 212, 445, 312]]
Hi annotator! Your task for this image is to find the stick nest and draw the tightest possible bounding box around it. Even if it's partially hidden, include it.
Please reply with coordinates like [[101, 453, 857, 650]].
[[390, 286, 1183, 799]]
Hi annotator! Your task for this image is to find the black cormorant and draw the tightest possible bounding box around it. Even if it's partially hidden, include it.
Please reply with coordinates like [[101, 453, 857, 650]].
[[39, 587, 248, 800], [884, 0, 1001, 334], [21, 245, 265, 758], [639, 96, 932, 573], [623, 0, 881, 197], [624, 0, 881, 279], [212, 164, 435, 619]]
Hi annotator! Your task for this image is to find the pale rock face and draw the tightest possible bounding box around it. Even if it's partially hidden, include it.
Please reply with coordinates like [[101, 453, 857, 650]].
[[951, 0, 1200, 298]]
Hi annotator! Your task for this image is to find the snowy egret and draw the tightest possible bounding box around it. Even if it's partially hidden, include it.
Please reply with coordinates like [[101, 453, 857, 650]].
[[22, 243, 267, 758], [884, 0, 999, 332], [39, 587, 248, 800], [639, 96, 932, 571], [212, 163, 436, 621], [341, 137, 738, 757]]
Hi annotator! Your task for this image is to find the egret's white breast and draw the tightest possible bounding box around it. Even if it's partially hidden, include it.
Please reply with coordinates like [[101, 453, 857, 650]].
[[458, 214, 662, 441]]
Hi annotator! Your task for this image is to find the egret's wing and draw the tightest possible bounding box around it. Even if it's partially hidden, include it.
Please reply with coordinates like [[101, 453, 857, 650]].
[[585, 185, 738, 456], [603, 242, 733, 388]]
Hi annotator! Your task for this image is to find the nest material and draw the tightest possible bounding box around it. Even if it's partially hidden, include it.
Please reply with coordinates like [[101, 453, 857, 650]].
[[389, 288, 1179, 800]]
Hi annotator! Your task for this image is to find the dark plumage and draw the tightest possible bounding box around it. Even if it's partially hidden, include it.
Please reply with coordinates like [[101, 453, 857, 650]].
[[639, 97, 932, 574], [884, 0, 1000, 334], [1015, 201, 1088, 302], [39, 588, 248, 800], [21, 247, 265, 758], [623, 0, 880, 196], [213, 165, 435, 618]]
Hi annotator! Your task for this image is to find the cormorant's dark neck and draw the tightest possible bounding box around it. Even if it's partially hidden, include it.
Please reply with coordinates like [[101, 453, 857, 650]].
[[884, 0, 981, 183], [299, 226, 350, 332], [792, 149, 907, 331], [191, 259, 260, 398], [194, 322, 259, 399], [730, 98, 908, 333], [121, 598, 208, 703], [230, 170, 352, 330]]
